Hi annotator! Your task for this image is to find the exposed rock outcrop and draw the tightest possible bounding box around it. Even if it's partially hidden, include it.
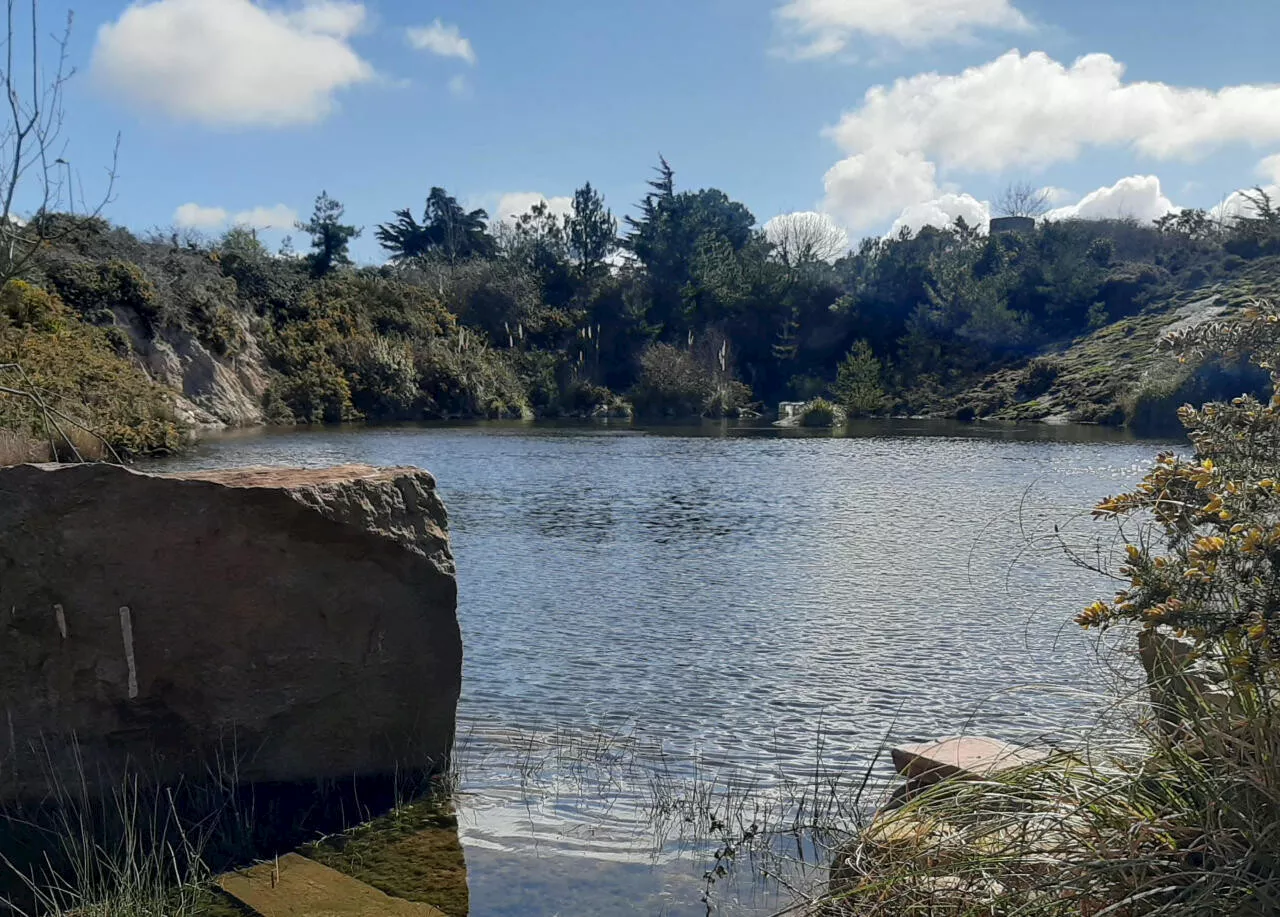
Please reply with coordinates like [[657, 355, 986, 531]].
[[0, 463, 460, 800], [127, 312, 270, 427]]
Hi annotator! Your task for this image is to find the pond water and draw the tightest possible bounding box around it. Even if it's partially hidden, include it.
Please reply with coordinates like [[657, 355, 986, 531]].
[[153, 419, 1181, 916]]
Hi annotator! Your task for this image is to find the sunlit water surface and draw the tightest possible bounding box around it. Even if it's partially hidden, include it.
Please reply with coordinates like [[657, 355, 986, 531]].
[[153, 419, 1181, 916]]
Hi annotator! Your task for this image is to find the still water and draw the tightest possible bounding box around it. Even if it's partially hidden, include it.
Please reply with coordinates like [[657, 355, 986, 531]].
[[155, 419, 1180, 915]]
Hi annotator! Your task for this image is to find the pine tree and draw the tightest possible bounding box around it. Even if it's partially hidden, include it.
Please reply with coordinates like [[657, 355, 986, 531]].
[[298, 192, 361, 277]]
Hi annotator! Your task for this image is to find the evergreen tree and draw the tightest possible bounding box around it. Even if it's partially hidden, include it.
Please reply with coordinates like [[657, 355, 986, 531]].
[[567, 182, 617, 274], [376, 187, 496, 264], [299, 192, 361, 277]]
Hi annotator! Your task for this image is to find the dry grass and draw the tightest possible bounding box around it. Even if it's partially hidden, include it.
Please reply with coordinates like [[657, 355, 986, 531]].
[[0, 425, 112, 466], [0, 428, 49, 465]]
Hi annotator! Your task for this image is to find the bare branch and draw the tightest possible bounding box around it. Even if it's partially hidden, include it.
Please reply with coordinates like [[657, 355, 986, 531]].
[[765, 212, 849, 268], [994, 181, 1052, 220], [0, 1, 117, 287]]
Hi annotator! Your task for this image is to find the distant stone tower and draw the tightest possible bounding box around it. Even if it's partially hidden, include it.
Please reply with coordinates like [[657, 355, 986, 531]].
[[989, 216, 1036, 235]]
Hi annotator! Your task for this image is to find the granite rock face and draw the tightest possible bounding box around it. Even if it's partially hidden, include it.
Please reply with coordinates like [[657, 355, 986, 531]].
[[0, 462, 460, 799]]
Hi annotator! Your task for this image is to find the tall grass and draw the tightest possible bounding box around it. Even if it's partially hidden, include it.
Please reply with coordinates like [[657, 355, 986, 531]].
[[0, 775, 214, 917], [0, 740, 450, 916]]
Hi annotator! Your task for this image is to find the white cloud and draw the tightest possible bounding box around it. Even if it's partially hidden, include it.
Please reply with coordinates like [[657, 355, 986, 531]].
[[1257, 154, 1280, 185], [821, 50, 1280, 230], [447, 75, 471, 99], [823, 148, 938, 230], [232, 204, 298, 230], [1203, 153, 1280, 223], [173, 202, 297, 231], [287, 0, 366, 36], [1044, 175, 1176, 223], [1041, 186, 1075, 206], [407, 20, 476, 65], [174, 203, 228, 229], [776, 0, 1029, 57], [890, 193, 990, 235], [496, 192, 574, 225], [92, 0, 373, 128]]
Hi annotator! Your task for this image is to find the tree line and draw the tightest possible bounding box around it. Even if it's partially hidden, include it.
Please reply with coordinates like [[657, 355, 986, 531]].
[[270, 158, 1280, 423]]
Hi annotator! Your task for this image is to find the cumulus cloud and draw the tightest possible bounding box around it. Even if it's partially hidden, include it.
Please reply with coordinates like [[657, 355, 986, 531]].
[[1257, 154, 1280, 186], [92, 0, 373, 128], [407, 20, 476, 65], [173, 203, 228, 230], [890, 193, 990, 235], [173, 202, 298, 231], [1041, 187, 1076, 206], [1211, 165, 1280, 223], [496, 192, 573, 224], [776, 0, 1029, 57], [232, 204, 299, 230], [820, 50, 1280, 230], [823, 149, 938, 231], [1044, 175, 1176, 223]]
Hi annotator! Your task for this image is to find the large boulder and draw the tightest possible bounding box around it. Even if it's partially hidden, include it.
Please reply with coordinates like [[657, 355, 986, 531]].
[[0, 463, 460, 800]]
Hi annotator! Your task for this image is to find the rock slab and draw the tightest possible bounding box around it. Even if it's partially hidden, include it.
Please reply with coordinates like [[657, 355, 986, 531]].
[[217, 853, 446, 917], [0, 462, 460, 799], [891, 736, 1049, 785]]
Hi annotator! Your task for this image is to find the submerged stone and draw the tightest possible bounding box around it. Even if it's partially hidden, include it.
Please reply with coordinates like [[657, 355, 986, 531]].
[[0, 462, 460, 800], [217, 852, 447, 917], [303, 799, 469, 917]]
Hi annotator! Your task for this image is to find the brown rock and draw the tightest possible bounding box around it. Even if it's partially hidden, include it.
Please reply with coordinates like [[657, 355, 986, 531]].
[[0, 462, 460, 799]]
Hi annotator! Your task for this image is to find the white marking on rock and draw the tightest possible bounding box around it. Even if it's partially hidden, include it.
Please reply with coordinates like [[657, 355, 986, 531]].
[[53, 603, 67, 639], [119, 606, 138, 699]]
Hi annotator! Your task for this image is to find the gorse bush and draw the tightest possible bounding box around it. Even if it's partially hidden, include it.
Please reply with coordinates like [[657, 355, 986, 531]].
[[0, 282, 181, 458], [1079, 302, 1280, 679], [45, 258, 158, 328]]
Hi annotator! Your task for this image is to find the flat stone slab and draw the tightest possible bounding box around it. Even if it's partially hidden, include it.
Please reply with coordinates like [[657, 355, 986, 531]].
[[217, 853, 446, 917], [891, 736, 1049, 783]]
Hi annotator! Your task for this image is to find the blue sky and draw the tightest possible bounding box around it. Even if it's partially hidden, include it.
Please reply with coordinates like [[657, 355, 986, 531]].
[[41, 0, 1280, 261]]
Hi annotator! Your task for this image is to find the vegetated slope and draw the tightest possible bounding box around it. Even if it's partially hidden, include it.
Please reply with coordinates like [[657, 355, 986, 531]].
[[6, 171, 1280, 460], [938, 256, 1280, 433], [2, 216, 538, 460]]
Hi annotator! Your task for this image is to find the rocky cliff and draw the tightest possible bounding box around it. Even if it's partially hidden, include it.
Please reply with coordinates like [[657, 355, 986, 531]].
[[0, 462, 460, 799]]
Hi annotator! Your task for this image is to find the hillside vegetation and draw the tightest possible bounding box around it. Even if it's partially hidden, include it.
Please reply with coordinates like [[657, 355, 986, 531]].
[[3, 167, 1279, 457]]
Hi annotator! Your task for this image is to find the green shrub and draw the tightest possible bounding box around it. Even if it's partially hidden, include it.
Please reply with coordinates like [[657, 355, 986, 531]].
[[1016, 357, 1061, 400], [45, 259, 159, 327], [631, 342, 752, 419], [798, 397, 843, 427], [413, 335, 529, 420], [341, 335, 418, 421], [631, 343, 710, 418], [832, 340, 885, 415], [0, 283, 182, 456]]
